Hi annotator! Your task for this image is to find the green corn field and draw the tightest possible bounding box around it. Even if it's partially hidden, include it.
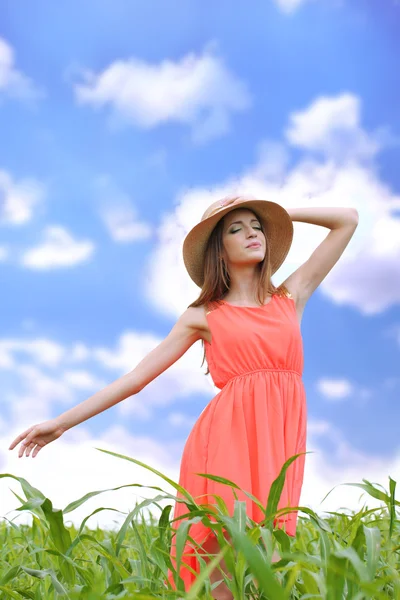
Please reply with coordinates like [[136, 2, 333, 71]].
[[0, 448, 399, 599]]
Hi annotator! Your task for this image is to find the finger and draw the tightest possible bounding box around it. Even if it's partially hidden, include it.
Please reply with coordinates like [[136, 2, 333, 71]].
[[25, 442, 36, 458], [19, 439, 35, 458], [18, 443, 25, 458], [32, 443, 43, 458], [9, 426, 35, 450], [27, 441, 38, 458], [20, 429, 39, 456], [24, 432, 35, 447]]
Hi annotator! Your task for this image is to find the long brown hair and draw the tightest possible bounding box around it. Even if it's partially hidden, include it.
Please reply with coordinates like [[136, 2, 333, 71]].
[[187, 208, 289, 375]]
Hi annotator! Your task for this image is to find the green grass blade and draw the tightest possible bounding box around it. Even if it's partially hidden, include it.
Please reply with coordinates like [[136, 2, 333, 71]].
[[363, 525, 381, 581], [94, 447, 199, 507]]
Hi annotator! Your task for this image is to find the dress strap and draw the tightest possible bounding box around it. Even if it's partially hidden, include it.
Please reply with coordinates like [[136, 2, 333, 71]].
[[276, 284, 293, 299], [205, 299, 224, 316]]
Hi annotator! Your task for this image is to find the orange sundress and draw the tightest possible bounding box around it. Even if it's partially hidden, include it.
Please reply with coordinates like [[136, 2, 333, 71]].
[[167, 289, 307, 591]]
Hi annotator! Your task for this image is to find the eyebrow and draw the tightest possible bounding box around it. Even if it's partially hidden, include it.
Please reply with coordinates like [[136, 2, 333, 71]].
[[227, 218, 261, 227]]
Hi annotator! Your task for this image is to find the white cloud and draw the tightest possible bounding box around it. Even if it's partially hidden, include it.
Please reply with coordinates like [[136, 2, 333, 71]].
[[0, 337, 66, 369], [303, 418, 400, 515], [167, 412, 197, 428], [0, 362, 107, 429], [62, 369, 107, 391], [20, 225, 95, 269], [273, 0, 319, 15], [101, 206, 152, 242], [319, 210, 400, 314], [0, 37, 45, 102], [0, 169, 45, 226], [3, 365, 77, 428], [145, 92, 400, 318], [285, 94, 383, 161], [316, 378, 353, 400], [0, 337, 90, 369], [94, 175, 152, 242], [69, 342, 91, 362], [72, 45, 251, 143], [0, 337, 97, 430]]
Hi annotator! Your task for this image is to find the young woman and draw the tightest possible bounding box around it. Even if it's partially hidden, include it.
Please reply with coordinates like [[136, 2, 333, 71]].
[[8, 196, 359, 599]]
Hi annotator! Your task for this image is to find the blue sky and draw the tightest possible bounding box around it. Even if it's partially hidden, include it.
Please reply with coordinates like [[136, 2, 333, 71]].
[[1, 0, 400, 527]]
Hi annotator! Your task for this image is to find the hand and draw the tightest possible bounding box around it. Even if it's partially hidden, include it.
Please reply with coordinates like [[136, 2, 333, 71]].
[[220, 195, 246, 207], [8, 419, 66, 458]]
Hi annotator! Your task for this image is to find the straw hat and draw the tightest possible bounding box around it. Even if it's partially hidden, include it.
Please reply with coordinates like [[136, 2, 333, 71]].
[[182, 196, 294, 288]]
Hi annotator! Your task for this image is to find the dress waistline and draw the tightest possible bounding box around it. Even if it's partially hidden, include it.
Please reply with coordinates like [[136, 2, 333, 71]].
[[222, 367, 302, 388]]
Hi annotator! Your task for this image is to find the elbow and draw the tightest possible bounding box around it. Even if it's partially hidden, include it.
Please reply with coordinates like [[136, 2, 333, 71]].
[[348, 208, 359, 225], [127, 371, 142, 396]]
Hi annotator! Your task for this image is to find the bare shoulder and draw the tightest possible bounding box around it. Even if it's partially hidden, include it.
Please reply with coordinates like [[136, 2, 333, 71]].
[[277, 280, 306, 325], [179, 304, 210, 342]]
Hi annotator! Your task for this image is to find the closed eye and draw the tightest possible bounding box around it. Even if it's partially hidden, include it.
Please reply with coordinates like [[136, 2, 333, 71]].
[[231, 226, 262, 233]]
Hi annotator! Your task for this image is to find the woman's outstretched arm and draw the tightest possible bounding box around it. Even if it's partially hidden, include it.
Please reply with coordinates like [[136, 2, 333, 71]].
[[8, 307, 204, 458]]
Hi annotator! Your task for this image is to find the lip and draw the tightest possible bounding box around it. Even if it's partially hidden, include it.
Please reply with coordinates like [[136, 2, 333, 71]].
[[246, 242, 261, 248]]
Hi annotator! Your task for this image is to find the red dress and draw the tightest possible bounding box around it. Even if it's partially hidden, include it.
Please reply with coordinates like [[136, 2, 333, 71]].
[[167, 290, 307, 591]]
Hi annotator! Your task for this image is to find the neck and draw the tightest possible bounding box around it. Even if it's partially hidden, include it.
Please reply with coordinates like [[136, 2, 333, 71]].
[[224, 266, 261, 304]]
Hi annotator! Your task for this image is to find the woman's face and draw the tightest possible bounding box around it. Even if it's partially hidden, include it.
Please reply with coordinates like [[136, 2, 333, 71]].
[[221, 208, 266, 267]]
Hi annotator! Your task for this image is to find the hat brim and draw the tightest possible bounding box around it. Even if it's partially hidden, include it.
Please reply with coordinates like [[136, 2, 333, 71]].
[[182, 199, 293, 288]]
